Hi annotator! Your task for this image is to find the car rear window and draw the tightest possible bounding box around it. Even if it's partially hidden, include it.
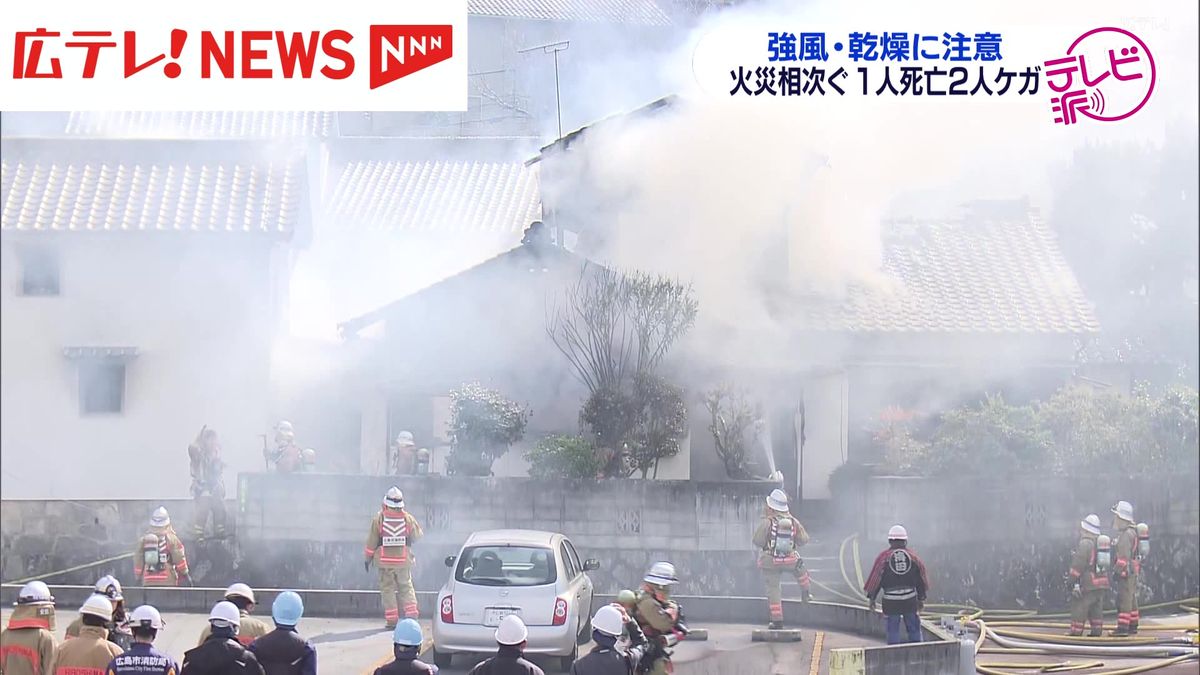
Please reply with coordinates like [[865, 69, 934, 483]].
[[456, 545, 557, 586]]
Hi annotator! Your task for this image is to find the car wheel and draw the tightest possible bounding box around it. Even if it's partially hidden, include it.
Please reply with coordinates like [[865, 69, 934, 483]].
[[559, 642, 578, 672], [433, 648, 452, 668], [576, 599, 593, 645]]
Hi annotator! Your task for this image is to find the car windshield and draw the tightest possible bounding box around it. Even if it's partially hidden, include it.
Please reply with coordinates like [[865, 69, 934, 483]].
[[455, 545, 557, 587]]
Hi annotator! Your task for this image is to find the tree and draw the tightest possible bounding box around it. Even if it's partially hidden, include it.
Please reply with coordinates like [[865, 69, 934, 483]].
[[703, 383, 762, 479], [626, 373, 688, 479], [920, 394, 1050, 476], [523, 434, 603, 479], [446, 382, 529, 476]]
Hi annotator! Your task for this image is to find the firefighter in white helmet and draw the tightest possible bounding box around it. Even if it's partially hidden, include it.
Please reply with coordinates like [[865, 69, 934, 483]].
[[1067, 514, 1108, 636], [65, 575, 130, 649], [53, 595, 123, 673], [466, 614, 543, 675], [263, 420, 302, 473], [569, 605, 649, 675], [365, 487, 424, 628], [863, 525, 930, 645], [0, 581, 58, 675], [752, 489, 812, 629], [389, 432, 417, 475], [134, 508, 191, 587], [106, 605, 178, 675], [197, 584, 269, 647], [1110, 500, 1142, 635], [631, 562, 686, 675], [181, 602, 264, 675]]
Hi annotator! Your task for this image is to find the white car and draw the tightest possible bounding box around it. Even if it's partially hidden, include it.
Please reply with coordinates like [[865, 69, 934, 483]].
[[431, 529, 598, 672]]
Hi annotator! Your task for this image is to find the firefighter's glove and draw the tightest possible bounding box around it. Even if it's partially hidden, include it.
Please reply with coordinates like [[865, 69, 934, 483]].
[[364, 559, 372, 573], [1071, 584, 1082, 599], [869, 597, 877, 613]]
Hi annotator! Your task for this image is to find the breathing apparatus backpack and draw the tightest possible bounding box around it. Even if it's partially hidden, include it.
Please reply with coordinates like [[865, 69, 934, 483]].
[[1136, 523, 1150, 560], [1095, 534, 1112, 573], [770, 516, 796, 558], [141, 533, 167, 573]]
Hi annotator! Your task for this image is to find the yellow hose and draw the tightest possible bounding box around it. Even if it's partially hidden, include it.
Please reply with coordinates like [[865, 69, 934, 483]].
[[4, 553, 134, 585], [987, 627, 1165, 646], [977, 661, 1104, 671], [839, 535, 870, 602], [852, 536, 866, 592]]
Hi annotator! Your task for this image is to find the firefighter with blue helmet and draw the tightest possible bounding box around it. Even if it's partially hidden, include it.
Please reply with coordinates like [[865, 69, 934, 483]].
[[373, 619, 437, 674]]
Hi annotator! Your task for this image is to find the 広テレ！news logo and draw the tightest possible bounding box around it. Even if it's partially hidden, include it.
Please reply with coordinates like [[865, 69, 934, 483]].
[[0, 0, 466, 111]]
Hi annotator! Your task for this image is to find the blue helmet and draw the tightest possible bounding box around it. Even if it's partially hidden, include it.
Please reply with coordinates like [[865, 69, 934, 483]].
[[393, 618, 423, 647], [272, 591, 304, 626]]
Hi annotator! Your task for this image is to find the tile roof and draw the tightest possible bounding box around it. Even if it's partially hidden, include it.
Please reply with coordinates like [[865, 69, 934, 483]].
[[469, 0, 670, 25], [325, 158, 541, 233], [795, 214, 1099, 334], [64, 111, 336, 138], [1, 139, 304, 237]]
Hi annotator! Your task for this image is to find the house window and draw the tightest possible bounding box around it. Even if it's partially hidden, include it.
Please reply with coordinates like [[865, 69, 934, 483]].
[[79, 361, 125, 414], [17, 246, 60, 296]]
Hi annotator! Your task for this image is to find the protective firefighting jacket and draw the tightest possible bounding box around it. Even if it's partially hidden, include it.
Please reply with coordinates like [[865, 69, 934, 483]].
[[1069, 534, 1110, 591], [133, 527, 189, 586], [864, 545, 929, 616], [1, 604, 58, 675], [188, 445, 225, 499], [266, 444, 302, 474], [1114, 524, 1140, 579], [752, 514, 809, 567], [364, 508, 423, 568], [196, 612, 269, 648], [52, 625, 122, 675]]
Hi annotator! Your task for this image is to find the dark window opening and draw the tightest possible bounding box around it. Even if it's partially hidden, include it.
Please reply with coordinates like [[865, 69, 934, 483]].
[[80, 361, 125, 414], [18, 247, 60, 296]]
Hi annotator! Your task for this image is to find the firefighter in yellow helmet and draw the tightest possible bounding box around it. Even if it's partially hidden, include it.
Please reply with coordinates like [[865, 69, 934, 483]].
[[753, 489, 811, 628], [196, 584, 270, 647], [53, 595, 123, 673], [134, 507, 191, 587], [1067, 514, 1109, 637], [1, 581, 58, 675], [364, 487, 424, 628]]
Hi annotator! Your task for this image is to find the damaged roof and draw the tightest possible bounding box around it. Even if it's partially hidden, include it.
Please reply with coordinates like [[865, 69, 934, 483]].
[[325, 157, 541, 234], [469, 0, 670, 25], [1, 138, 305, 237], [63, 111, 338, 138], [795, 212, 1099, 334]]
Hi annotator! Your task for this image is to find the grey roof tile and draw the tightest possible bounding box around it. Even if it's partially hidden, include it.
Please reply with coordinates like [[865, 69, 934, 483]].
[[469, 0, 670, 25], [64, 111, 336, 138]]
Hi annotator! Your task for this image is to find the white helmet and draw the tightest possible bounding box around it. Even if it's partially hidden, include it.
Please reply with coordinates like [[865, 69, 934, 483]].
[[225, 583, 255, 604], [16, 581, 54, 605], [1111, 500, 1134, 523], [766, 489, 789, 512], [1081, 514, 1102, 535], [94, 575, 123, 601], [592, 605, 625, 638], [888, 525, 909, 541], [395, 431, 415, 447], [209, 601, 242, 631], [384, 486, 404, 509], [129, 604, 164, 631], [80, 595, 114, 622], [275, 420, 294, 433], [644, 561, 678, 586], [495, 614, 529, 645], [150, 507, 170, 527]]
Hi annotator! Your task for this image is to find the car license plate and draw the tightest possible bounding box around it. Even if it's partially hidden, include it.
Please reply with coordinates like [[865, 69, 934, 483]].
[[483, 608, 519, 627]]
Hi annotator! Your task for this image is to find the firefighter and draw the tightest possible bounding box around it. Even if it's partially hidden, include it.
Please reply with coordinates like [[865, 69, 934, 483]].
[[248, 591, 317, 675], [371, 619, 437, 674], [65, 576, 131, 650], [300, 449, 317, 473], [863, 525, 929, 645], [133, 508, 191, 587], [365, 487, 424, 628], [196, 585, 269, 647], [181, 602, 263, 675], [632, 562, 686, 675], [0, 581, 58, 675], [752, 489, 812, 628], [466, 615, 544, 675], [570, 605, 648, 675], [263, 421, 302, 473], [614, 590, 647, 647], [105, 605, 178, 675], [1110, 500, 1141, 636], [1067, 514, 1109, 637], [389, 432, 416, 475], [52, 596, 123, 674], [187, 426, 227, 539]]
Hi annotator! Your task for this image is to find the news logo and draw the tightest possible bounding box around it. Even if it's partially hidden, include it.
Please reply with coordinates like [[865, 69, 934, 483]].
[[0, 0, 467, 111], [370, 25, 452, 90]]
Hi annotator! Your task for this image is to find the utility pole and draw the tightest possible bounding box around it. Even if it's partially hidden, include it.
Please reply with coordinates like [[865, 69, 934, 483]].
[[517, 40, 570, 140]]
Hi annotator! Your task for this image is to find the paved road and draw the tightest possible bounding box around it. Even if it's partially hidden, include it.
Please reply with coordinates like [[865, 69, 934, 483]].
[[2, 609, 875, 674]]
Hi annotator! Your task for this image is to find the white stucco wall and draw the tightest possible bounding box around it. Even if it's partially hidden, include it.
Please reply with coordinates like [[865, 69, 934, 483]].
[[801, 371, 848, 500], [0, 236, 282, 499]]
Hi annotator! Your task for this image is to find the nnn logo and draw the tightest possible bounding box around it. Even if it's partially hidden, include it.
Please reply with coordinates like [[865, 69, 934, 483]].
[[369, 24, 453, 89]]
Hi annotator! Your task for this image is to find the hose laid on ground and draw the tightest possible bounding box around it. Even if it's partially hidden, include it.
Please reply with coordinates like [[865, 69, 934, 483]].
[[971, 621, 1199, 658], [4, 553, 133, 585]]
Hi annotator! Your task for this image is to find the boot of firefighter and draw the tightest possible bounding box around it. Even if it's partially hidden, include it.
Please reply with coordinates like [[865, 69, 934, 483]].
[[1110, 626, 1131, 637], [768, 621, 783, 630]]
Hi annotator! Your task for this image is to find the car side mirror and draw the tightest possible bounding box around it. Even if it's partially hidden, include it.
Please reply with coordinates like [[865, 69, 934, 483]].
[[444, 555, 457, 567], [583, 559, 600, 571]]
